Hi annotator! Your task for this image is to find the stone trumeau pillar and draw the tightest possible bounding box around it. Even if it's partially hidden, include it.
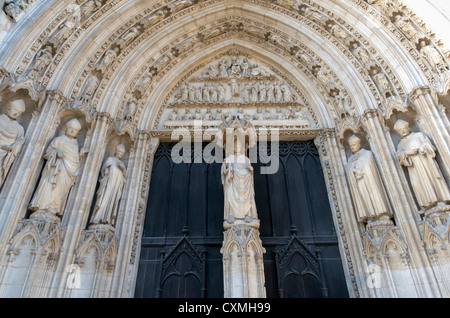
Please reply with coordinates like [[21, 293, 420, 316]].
[[219, 119, 266, 298], [360, 109, 441, 298], [45, 112, 115, 297]]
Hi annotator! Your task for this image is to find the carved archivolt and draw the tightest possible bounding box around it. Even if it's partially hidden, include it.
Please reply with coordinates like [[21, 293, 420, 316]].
[[9, 0, 449, 134]]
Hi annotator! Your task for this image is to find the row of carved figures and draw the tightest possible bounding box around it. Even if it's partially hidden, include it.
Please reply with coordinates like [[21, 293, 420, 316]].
[[0, 99, 126, 229], [202, 57, 270, 78], [346, 121, 450, 230], [175, 81, 295, 104], [1, 98, 449, 232], [166, 106, 307, 122]]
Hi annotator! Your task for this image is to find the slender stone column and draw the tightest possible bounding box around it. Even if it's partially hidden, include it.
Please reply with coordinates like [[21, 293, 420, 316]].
[[409, 86, 450, 179], [110, 133, 158, 298], [360, 109, 441, 298], [50, 112, 114, 297]]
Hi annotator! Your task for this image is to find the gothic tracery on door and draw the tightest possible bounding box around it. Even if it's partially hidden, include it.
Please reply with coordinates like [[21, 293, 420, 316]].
[[135, 141, 348, 298]]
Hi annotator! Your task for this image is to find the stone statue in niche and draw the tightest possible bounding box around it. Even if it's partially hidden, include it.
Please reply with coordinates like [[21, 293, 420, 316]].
[[195, 86, 202, 102], [80, 74, 100, 103], [49, 9, 80, 47], [217, 84, 226, 102], [250, 63, 264, 77], [241, 58, 250, 76], [168, 107, 180, 121], [419, 40, 445, 69], [194, 107, 203, 120], [182, 108, 192, 120], [80, 0, 102, 20], [301, 6, 326, 24], [29, 118, 85, 220], [350, 42, 371, 65], [258, 82, 267, 102], [179, 84, 189, 102], [94, 47, 119, 73], [242, 83, 251, 103], [250, 83, 259, 103], [202, 84, 210, 103], [328, 23, 349, 42], [203, 108, 212, 120], [274, 81, 282, 103], [285, 106, 294, 119], [28, 45, 53, 79], [0, 99, 26, 189], [346, 135, 393, 227], [134, 69, 155, 93], [221, 126, 258, 229], [281, 81, 293, 102], [116, 27, 139, 49], [89, 144, 127, 228], [123, 98, 137, 121], [371, 69, 393, 98], [142, 10, 165, 28], [219, 60, 228, 77], [394, 120, 450, 212], [314, 66, 336, 91], [266, 82, 275, 103], [393, 14, 417, 39], [210, 84, 218, 102], [4, 0, 23, 20], [330, 88, 352, 116], [228, 57, 242, 77]]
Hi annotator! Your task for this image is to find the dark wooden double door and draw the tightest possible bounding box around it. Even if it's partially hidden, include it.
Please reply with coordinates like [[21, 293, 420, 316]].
[[135, 141, 349, 298]]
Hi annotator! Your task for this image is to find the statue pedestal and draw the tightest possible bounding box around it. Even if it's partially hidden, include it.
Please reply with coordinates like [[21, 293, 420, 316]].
[[221, 223, 266, 298], [29, 210, 61, 223]]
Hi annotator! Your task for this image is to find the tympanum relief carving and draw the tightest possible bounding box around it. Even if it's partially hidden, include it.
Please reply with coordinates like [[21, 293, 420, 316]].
[[159, 54, 315, 132]]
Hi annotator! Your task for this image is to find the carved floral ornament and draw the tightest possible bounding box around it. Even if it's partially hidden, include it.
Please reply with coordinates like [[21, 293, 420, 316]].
[[8, 0, 448, 135]]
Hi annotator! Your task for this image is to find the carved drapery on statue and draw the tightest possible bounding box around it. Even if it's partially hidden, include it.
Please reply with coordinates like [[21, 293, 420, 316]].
[[29, 118, 83, 221], [394, 120, 450, 214], [0, 99, 26, 189], [89, 144, 127, 228], [220, 121, 258, 229], [346, 135, 393, 227]]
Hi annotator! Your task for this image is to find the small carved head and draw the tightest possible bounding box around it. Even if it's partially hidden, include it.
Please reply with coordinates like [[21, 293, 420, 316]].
[[5, 99, 26, 120], [65, 118, 82, 138], [394, 119, 410, 137], [115, 144, 126, 159], [348, 135, 362, 153]]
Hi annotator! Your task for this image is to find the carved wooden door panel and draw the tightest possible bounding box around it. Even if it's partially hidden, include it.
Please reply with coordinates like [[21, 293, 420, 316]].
[[135, 143, 224, 298], [254, 141, 349, 298], [135, 141, 348, 298]]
